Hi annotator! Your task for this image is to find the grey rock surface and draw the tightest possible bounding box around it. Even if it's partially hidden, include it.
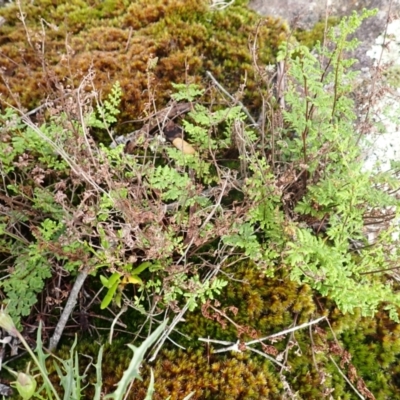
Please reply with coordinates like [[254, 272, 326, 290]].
[[248, 0, 400, 69]]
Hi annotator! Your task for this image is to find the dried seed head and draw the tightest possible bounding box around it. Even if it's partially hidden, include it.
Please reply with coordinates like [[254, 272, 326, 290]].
[[0, 308, 18, 337]]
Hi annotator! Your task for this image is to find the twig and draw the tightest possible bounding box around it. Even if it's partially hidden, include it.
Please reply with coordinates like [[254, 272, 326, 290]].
[[124, 27, 133, 52], [149, 252, 231, 362], [209, 0, 235, 10], [148, 305, 190, 362], [109, 304, 128, 345], [16, 0, 34, 51], [247, 345, 288, 370], [176, 177, 229, 264], [76, 69, 97, 166], [198, 337, 288, 370], [356, 0, 394, 145], [18, 112, 109, 196], [166, 336, 186, 350], [309, 322, 318, 372], [208, 304, 241, 330], [329, 355, 365, 400], [279, 314, 299, 374], [49, 266, 90, 351], [206, 70, 259, 128], [247, 316, 326, 345]]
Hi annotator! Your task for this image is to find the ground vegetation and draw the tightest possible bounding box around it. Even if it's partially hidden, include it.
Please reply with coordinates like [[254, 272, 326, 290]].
[[0, 1, 399, 399]]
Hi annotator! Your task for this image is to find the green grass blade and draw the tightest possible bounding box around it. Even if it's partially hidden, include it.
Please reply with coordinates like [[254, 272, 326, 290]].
[[104, 320, 168, 400]]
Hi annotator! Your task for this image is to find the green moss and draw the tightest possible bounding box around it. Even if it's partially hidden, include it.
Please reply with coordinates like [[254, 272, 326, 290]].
[[335, 310, 400, 399], [39, 261, 400, 399], [293, 17, 340, 49], [177, 261, 316, 344], [165, 261, 400, 399]]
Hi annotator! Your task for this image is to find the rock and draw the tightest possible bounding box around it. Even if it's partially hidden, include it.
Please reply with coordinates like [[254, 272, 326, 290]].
[[248, 0, 400, 70]]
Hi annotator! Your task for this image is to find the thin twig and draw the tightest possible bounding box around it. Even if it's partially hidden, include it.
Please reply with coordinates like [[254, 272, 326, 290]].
[[209, 0, 235, 10], [124, 27, 133, 52], [148, 305, 190, 362], [76, 69, 97, 166], [49, 266, 90, 351], [247, 316, 326, 345], [149, 252, 231, 362], [109, 304, 128, 345], [18, 112, 109, 197], [198, 337, 288, 369], [280, 314, 299, 374], [247, 346, 288, 370], [356, 0, 394, 145], [329, 356, 365, 400], [16, 0, 34, 51], [309, 323, 318, 371], [206, 70, 259, 128], [176, 177, 229, 264]]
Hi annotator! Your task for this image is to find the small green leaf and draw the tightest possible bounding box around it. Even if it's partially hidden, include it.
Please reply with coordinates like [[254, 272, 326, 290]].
[[108, 272, 122, 287], [100, 275, 110, 288], [101, 279, 120, 309], [114, 291, 122, 308], [130, 261, 152, 275]]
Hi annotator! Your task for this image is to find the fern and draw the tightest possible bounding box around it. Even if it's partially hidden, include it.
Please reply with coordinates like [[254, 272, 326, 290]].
[[87, 81, 122, 129]]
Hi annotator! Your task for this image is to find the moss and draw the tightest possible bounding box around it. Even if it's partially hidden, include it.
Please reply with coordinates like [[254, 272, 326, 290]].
[[47, 335, 281, 399], [335, 309, 400, 399], [177, 261, 316, 344], [293, 17, 340, 49], [131, 348, 282, 399], [0, 0, 288, 137], [4, 3, 400, 398], [164, 261, 400, 399], [38, 260, 400, 399]]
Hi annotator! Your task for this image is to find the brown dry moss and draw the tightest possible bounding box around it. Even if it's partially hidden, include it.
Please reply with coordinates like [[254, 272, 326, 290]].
[[0, 0, 288, 134], [130, 349, 282, 400]]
